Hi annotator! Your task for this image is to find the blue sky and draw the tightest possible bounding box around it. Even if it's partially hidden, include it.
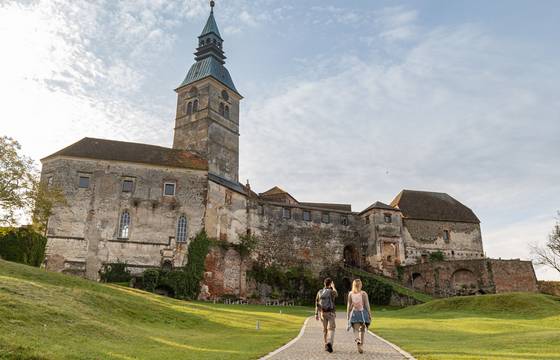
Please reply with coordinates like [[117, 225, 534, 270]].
[[1, 0, 559, 279]]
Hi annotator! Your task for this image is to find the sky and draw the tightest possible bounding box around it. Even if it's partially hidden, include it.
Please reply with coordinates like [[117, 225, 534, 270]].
[[1, 0, 559, 280]]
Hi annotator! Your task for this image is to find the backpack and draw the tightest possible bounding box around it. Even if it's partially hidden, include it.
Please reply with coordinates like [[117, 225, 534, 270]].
[[318, 288, 335, 312]]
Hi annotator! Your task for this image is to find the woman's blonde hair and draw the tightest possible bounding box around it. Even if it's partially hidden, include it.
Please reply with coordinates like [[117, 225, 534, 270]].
[[352, 279, 362, 293]]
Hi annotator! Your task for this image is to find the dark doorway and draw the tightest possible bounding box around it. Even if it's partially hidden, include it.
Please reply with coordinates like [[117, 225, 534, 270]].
[[343, 245, 360, 268]]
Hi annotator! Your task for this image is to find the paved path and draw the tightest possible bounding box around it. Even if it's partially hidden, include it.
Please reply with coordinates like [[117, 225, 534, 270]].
[[263, 313, 414, 360]]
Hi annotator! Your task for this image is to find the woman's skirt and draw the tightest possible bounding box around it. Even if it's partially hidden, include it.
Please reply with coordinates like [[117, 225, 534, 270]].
[[349, 309, 371, 327]]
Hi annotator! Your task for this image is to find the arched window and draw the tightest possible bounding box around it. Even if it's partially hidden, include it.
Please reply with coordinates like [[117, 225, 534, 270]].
[[119, 210, 130, 239], [206, 38, 210, 45], [186, 101, 192, 115], [176, 215, 188, 243], [224, 105, 230, 119], [219, 102, 224, 116], [193, 99, 198, 112]]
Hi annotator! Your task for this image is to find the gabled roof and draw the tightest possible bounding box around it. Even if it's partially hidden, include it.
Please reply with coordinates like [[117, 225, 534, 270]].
[[42, 137, 208, 171], [259, 186, 299, 204], [360, 201, 398, 214], [390, 190, 480, 223], [260, 186, 289, 196], [200, 10, 221, 39], [300, 202, 352, 212]]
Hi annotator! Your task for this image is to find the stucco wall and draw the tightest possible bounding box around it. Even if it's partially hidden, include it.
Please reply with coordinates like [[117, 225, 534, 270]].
[[41, 157, 207, 280]]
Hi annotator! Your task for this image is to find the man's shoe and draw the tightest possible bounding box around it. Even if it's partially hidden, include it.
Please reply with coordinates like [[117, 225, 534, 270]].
[[357, 343, 363, 354], [324, 344, 328, 352], [326, 343, 333, 353]]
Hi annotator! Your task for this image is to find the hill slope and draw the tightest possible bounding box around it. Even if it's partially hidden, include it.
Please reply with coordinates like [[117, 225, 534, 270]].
[[373, 292, 560, 360], [0, 260, 310, 360]]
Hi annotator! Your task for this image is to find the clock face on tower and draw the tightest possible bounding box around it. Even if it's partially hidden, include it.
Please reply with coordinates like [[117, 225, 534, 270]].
[[221, 90, 229, 101]]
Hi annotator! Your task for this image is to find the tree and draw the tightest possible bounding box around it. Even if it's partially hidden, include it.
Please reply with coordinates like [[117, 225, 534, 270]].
[[0, 136, 35, 225], [0, 136, 65, 231], [531, 213, 560, 274]]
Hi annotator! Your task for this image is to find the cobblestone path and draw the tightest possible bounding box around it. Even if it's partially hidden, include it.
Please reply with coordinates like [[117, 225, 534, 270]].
[[264, 313, 414, 360]]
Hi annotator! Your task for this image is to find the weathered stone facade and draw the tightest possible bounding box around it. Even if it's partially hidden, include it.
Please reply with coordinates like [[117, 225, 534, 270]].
[[401, 259, 538, 297], [39, 4, 538, 300]]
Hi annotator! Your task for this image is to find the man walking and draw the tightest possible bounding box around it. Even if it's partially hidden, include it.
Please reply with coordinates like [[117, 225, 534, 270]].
[[315, 277, 338, 353]]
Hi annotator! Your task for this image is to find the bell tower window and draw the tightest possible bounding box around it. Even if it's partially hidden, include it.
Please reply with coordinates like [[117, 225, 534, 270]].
[[224, 105, 229, 119], [186, 102, 192, 115], [219, 103, 224, 116], [193, 99, 199, 112]]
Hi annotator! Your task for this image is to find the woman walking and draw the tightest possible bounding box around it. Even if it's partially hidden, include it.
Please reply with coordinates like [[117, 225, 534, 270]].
[[346, 279, 372, 354]]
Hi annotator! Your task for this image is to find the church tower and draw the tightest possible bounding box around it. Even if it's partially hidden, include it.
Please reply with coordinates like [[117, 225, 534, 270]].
[[173, 1, 242, 182]]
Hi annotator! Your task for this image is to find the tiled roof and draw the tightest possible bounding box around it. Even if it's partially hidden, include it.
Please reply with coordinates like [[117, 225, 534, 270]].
[[42, 137, 208, 171], [178, 56, 237, 93], [300, 202, 352, 212], [360, 201, 398, 214], [260, 186, 289, 196], [390, 190, 480, 223]]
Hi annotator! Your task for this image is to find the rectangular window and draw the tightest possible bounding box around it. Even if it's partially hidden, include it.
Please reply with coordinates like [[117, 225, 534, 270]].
[[303, 210, 311, 222], [78, 176, 90, 189], [384, 214, 392, 223], [225, 190, 232, 205], [365, 215, 370, 224], [164, 182, 176, 196], [258, 204, 264, 215], [321, 212, 330, 224], [46, 176, 54, 187], [443, 230, 450, 241], [282, 207, 291, 219], [341, 215, 349, 226], [122, 179, 134, 193]]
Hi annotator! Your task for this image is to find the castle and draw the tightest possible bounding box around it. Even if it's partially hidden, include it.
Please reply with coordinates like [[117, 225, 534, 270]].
[[40, 3, 537, 298]]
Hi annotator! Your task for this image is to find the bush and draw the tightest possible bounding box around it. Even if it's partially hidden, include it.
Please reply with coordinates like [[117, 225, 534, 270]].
[[0, 227, 47, 266], [143, 269, 159, 292], [362, 277, 393, 305], [99, 260, 131, 283], [429, 251, 445, 262]]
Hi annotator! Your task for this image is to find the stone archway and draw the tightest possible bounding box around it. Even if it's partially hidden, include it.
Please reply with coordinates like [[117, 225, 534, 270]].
[[411, 272, 425, 291], [343, 245, 360, 268], [451, 269, 477, 294]]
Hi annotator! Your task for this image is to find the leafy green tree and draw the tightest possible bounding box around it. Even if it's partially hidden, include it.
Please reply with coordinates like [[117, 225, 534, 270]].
[[0, 136, 65, 231], [429, 250, 445, 262], [0, 136, 35, 225]]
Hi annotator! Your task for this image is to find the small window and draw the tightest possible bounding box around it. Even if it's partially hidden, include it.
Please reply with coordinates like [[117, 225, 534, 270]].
[[225, 190, 232, 205], [164, 182, 176, 196], [193, 99, 199, 112], [122, 179, 134, 193], [224, 105, 230, 119], [303, 210, 311, 222], [321, 212, 330, 224], [341, 215, 349, 226], [46, 176, 54, 187], [176, 215, 188, 242], [365, 215, 370, 224], [78, 176, 90, 189], [118, 210, 130, 239], [282, 207, 291, 219], [258, 204, 264, 215], [186, 101, 192, 115], [443, 230, 450, 241], [219, 102, 224, 116], [384, 214, 392, 223], [221, 90, 229, 101]]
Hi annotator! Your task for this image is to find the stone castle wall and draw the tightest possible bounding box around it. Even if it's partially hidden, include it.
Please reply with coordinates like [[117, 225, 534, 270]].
[[41, 157, 207, 279], [401, 219, 484, 264], [401, 258, 537, 297]]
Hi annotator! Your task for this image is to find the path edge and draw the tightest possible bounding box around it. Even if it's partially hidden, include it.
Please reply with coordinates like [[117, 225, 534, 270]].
[[367, 330, 416, 360], [259, 316, 312, 359]]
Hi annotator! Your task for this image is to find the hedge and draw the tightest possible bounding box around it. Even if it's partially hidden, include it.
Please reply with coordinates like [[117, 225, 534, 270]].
[[0, 227, 47, 267]]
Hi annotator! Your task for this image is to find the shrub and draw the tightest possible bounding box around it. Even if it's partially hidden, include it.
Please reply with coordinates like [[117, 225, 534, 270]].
[[143, 269, 159, 292], [99, 260, 131, 283], [0, 227, 47, 266], [361, 277, 393, 305], [429, 251, 445, 262]]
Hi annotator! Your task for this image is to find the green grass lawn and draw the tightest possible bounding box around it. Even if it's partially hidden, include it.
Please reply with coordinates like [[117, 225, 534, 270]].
[[373, 292, 560, 360], [0, 260, 311, 360]]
